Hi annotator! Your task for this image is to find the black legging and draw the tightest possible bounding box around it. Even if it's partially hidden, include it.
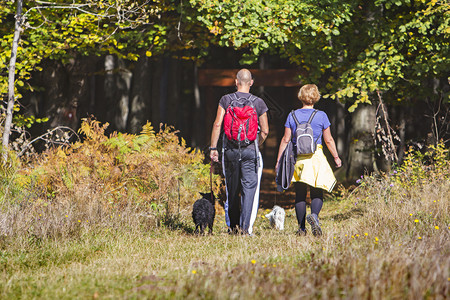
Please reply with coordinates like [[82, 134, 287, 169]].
[[294, 182, 323, 230]]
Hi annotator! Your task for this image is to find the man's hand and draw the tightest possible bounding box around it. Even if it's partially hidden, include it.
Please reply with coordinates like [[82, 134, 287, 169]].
[[258, 131, 268, 146], [210, 149, 219, 162]]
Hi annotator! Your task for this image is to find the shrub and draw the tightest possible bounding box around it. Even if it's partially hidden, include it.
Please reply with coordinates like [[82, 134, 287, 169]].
[[345, 141, 449, 241], [0, 118, 222, 241]]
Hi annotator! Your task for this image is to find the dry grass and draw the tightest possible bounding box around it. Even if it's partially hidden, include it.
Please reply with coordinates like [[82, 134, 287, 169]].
[[0, 178, 448, 299], [0, 144, 448, 299]]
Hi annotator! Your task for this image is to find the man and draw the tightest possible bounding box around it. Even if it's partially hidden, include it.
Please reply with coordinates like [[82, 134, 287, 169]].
[[210, 69, 269, 235]]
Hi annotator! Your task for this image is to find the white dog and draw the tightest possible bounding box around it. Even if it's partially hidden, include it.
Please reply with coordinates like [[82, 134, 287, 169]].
[[265, 205, 285, 230]]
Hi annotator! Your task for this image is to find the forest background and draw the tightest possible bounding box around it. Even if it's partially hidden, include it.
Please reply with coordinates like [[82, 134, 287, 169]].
[[0, 1, 449, 298], [0, 0, 449, 180]]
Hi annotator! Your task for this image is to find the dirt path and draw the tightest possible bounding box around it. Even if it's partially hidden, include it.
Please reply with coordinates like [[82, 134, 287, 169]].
[[214, 168, 296, 215], [259, 168, 296, 209]]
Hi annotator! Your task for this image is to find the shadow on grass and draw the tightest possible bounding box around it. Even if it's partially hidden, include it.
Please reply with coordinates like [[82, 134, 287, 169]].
[[162, 214, 195, 234], [327, 207, 365, 221]]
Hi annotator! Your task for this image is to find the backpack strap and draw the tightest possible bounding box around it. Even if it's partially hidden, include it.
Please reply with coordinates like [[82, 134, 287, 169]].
[[307, 109, 318, 124], [247, 94, 256, 103], [291, 110, 299, 126], [230, 92, 255, 108], [229, 93, 238, 107], [291, 109, 318, 125]]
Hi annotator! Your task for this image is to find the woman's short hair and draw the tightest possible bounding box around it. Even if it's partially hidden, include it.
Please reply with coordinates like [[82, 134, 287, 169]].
[[298, 84, 321, 105]]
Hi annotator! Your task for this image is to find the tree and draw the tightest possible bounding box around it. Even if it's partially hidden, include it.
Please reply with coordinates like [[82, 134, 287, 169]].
[[0, 0, 208, 161], [189, 0, 449, 109], [2, 0, 23, 162], [1, 0, 448, 163]]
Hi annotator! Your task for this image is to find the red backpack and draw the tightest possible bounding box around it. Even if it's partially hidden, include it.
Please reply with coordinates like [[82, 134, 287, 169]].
[[223, 93, 258, 147]]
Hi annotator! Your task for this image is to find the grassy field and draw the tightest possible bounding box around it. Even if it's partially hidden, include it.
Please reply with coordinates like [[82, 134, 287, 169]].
[[0, 139, 448, 299], [0, 181, 448, 299]]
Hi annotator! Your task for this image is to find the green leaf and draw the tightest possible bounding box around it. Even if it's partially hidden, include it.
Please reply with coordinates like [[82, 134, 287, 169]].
[[239, 54, 258, 65], [348, 102, 358, 113]]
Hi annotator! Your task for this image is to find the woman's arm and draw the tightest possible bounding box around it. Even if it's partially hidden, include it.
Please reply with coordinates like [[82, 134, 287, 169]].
[[322, 127, 342, 168], [275, 127, 292, 169]]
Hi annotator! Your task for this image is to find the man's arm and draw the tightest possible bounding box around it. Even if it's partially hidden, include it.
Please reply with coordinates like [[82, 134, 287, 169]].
[[258, 112, 269, 146], [210, 105, 225, 162]]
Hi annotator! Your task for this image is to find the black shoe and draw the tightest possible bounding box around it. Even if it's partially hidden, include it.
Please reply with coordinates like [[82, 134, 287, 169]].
[[307, 214, 322, 237], [296, 228, 307, 236]]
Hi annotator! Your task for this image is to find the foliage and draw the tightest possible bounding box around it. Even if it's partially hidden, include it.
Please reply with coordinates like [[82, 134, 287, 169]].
[[8, 118, 221, 223], [0, 148, 23, 202], [190, 0, 450, 109], [0, 0, 209, 128], [332, 0, 450, 111], [0, 0, 210, 97], [353, 141, 449, 202], [394, 141, 449, 187], [1, 0, 448, 122], [190, 0, 354, 65]]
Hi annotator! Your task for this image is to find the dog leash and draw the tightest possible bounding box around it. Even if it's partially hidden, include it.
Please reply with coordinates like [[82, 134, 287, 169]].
[[210, 160, 214, 201]]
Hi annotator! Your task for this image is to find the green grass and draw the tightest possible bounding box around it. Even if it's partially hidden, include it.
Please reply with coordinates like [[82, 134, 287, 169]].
[[0, 190, 448, 299]]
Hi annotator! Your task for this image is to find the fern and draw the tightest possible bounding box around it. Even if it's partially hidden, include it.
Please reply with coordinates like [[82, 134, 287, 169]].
[[9, 119, 222, 221], [140, 122, 155, 138]]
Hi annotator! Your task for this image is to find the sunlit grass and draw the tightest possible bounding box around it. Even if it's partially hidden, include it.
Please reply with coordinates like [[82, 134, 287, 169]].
[[0, 144, 448, 299], [0, 181, 448, 299]]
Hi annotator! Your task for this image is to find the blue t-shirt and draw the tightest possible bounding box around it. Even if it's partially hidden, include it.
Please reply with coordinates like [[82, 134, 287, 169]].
[[285, 108, 331, 146]]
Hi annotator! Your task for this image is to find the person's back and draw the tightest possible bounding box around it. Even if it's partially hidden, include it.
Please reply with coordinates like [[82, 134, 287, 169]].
[[221, 91, 266, 150], [287, 108, 330, 155], [275, 84, 341, 236], [209, 69, 269, 235]]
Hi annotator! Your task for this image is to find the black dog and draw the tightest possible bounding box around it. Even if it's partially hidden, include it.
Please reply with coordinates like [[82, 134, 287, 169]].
[[192, 192, 215, 235]]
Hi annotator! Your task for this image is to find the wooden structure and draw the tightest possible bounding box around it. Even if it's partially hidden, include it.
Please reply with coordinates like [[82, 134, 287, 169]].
[[198, 69, 302, 87]]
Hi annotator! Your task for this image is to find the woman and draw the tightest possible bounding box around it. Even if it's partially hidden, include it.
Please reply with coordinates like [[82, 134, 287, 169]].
[[276, 84, 342, 236]]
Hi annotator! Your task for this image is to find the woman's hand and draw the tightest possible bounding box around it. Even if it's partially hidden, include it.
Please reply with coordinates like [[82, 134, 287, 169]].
[[275, 127, 292, 172], [334, 156, 342, 168]]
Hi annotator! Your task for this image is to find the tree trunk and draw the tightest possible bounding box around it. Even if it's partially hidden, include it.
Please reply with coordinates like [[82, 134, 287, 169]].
[[192, 64, 202, 147], [127, 54, 152, 133], [397, 106, 406, 164], [323, 98, 347, 182], [346, 104, 377, 180], [47, 56, 96, 131], [2, 0, 23, 162], [151, 58, 163, 129], [167, 57, 180, 128], [114, 58, 132, 132]]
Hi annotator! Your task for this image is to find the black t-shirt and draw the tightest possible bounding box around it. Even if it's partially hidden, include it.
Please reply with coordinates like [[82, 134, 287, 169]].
[[219, 92, 268, 149], [219, 92, 268, 117]]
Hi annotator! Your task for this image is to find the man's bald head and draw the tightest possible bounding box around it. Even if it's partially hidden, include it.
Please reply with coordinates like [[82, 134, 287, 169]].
[[236, 69, 253, 86]]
